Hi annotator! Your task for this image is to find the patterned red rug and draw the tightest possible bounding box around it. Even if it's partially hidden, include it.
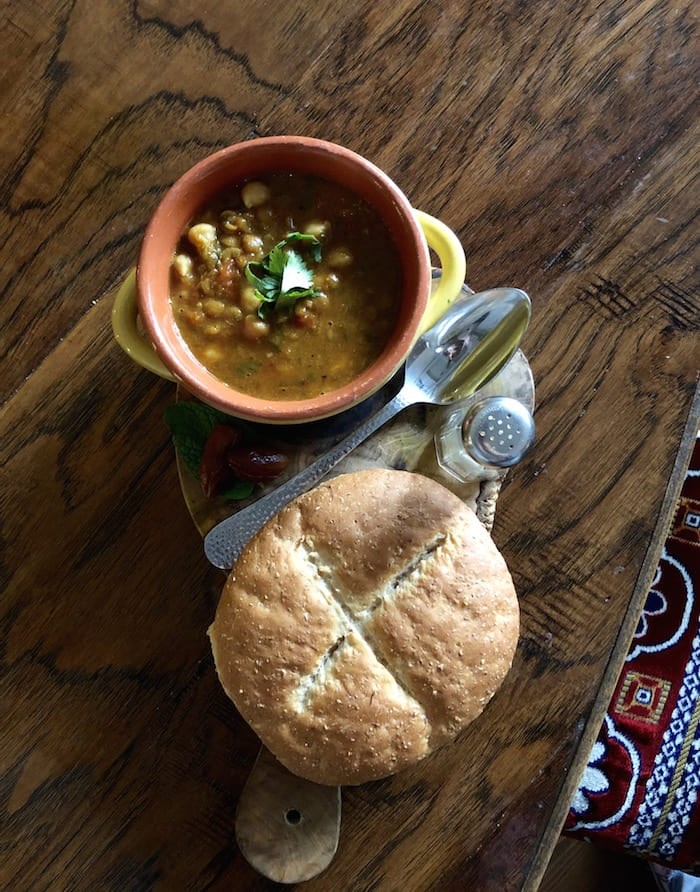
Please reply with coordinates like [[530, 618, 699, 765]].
[[564, 433, 700, 873]]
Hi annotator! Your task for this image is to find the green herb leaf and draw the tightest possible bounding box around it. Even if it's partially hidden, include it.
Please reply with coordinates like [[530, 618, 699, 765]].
[[245, 265, 277, 298], [170, 432, 205, 477], [245, 232, 323, 319], [219, 480, 255, 500], [282, 232, 323, 262], [257, 301, 273, 321], [165, 402, 229, 476], [165, 401, 226, 443], [280, 251, 314, 293], [266, 244, 288, 277], [275, 287, 317, 314]]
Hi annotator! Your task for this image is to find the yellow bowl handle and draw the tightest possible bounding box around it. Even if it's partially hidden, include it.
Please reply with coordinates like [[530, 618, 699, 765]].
[[111, 269, 177, 381], [414, 209, 467, 333], [112, 215, 464, 382]]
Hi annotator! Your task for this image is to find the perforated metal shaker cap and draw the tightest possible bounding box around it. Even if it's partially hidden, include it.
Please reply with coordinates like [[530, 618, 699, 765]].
[[461, 396, 535, 469]]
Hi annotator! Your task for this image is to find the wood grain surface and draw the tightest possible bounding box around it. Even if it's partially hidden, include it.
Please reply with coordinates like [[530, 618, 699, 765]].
[[1, 2, 698, 890]]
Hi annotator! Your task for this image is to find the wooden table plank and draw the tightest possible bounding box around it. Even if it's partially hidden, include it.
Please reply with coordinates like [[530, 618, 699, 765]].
[[527, 387, 700, 891], [1, 1, 697, 890]]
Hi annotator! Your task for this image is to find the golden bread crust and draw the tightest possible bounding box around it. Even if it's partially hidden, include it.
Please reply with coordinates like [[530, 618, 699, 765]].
[[209, 469, 519, 785]]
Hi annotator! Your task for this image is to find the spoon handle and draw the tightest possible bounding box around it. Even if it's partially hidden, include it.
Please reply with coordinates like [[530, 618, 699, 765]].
[[204, 389, 413, 569]]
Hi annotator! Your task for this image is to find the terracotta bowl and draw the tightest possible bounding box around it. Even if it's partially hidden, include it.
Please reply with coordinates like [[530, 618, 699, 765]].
[[114, 136, 465, 423]]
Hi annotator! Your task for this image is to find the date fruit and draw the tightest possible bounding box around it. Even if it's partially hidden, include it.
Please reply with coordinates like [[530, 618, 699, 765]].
[[227, 446, 290, 482]]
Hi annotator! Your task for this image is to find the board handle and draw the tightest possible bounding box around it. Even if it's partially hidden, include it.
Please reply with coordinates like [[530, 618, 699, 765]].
[[235, 745, 342, 884]]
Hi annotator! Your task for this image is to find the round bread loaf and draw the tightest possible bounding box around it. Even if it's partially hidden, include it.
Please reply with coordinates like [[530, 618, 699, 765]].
[[208, 469, 519, 786]]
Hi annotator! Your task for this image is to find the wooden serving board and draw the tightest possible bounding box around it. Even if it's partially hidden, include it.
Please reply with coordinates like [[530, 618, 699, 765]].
[[173, 311, 534, 882]]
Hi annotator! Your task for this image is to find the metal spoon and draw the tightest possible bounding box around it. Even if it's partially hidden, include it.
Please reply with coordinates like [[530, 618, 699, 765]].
[[204, 287, 531, 569]]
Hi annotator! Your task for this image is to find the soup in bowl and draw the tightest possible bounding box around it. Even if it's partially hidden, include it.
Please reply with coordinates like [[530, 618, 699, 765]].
[[113, 136, 465, 423], [171, 171, 403, 401]]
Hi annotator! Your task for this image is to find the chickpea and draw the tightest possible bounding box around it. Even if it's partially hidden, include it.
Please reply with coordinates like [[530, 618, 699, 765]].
[[243, 314, 270, 340], [203, 321, 225, 337], [303, 220, 331, 240], [327, 246, 353, 268], [241, 181, 271, 208], [294, 302, 318, 330], [202, 299, 226, 318], [182, 308, 204, 326], [294, 298, 315, 316], [172, 253, 194, 280], [242, 234, 264, 256], [297, 314, 318, 331], [187, 223, 220, 267], [314, 293, 330, 310], [240, 285, 262, 314], [202, 345, 223, 363], [224, 304, 243, 321], [220, 246, 242, 262], [220, 211, 237, 232], [220, 235, 240, 248]]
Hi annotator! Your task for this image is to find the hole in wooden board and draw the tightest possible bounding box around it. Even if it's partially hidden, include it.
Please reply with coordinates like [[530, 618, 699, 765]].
[[285, 808, 302, 825]]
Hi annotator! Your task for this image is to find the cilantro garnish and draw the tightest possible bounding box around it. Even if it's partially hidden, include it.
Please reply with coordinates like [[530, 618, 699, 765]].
[[244, 232, 323, 320]]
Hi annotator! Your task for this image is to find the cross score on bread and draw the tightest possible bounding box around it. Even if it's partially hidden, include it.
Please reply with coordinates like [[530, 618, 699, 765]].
[[209, 469, 519, 786]]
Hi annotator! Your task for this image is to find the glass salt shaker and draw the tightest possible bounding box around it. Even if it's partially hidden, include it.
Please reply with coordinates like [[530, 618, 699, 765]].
[[435, 349, 536, 482]]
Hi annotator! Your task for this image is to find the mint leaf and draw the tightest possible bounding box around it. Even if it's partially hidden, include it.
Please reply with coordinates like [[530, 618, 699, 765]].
[[165, 401, 228, 476], [171, 432, 205, 476], [165, 402, 226, 442], [219, 480, 255, 500]]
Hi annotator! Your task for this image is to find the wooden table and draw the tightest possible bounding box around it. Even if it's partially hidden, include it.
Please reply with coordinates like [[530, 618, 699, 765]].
[[2, 3, 698, 890]]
